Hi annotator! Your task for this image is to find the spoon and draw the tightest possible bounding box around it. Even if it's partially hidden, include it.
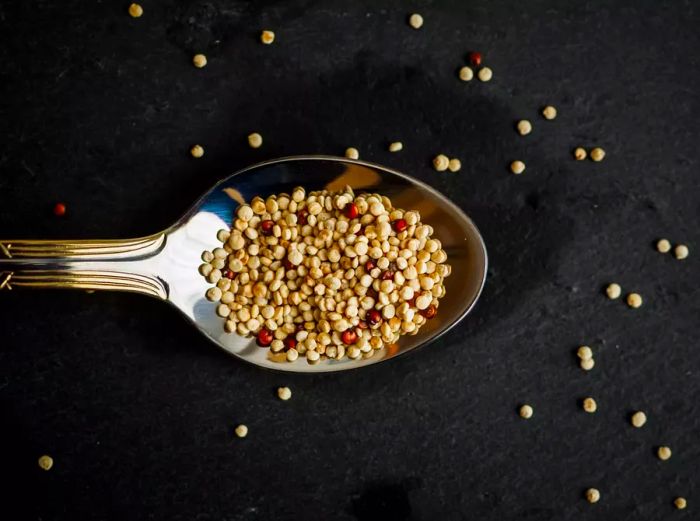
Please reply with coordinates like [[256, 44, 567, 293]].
[[0, 156, 487, 372]]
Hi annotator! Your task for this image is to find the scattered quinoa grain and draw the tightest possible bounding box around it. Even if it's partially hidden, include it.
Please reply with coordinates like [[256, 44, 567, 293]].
[[577, 345, 593, 360], [477, 67, 493, 82], [234, 424, 248, 438], [657, 446, 672, 460], [605, 283, 622, 299], [433, 154, 449, 172], [585, 488, 600, 504], [542, 105, 557, 120], [192, 54, 207, 68], [674, 244, 689, 260], [345, 147, 359, 160], [128, 3, 143, 18], [468, 51, 482, 67], [510, 160, 525, 175], [448, 158, 461, 172], [590, 147, 606, 161], [519, 404, 533, 419], [582, 397, 597, 413], [674, 497, 687, 510], [408, 13, 423, 29], [38, 455, 53, 471], [458, 66, 473, 81], [574, 147, 587, 160], [277, 386, 292, 401], [190, 144, 204, 158], [656, 239, 672, 253], [260, 30, 275, 44], [516, 120, 532, 136], [53, 202, 66, 216], [631, 411, 647, 428], [580, 358, 595, 371], [626, 292, 643, 309], [389, 141, 403, 152], [248, 132, 263, 148]]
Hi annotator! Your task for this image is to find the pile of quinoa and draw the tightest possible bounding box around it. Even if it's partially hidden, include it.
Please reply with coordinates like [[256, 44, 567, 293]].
[[199, 186, 451, 364]]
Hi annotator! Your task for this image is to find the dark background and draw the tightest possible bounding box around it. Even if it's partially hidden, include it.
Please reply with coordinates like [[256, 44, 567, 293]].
[[1, 1, 698, 519]]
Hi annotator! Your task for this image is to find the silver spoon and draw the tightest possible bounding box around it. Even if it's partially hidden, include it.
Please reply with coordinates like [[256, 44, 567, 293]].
[[0, 156, 487, 372]]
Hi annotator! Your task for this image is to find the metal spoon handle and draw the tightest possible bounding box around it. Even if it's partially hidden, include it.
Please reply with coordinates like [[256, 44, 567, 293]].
[[0, 234, 168, 298]]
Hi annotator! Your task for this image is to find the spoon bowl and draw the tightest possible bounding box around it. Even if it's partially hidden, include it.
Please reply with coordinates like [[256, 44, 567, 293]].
[[0, 156, 487, 372]]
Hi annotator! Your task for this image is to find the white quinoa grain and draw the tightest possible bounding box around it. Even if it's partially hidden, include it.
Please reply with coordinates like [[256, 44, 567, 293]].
[[206, 286, 222, 302], [510, 160, 525, 175], [657, 446, 672, 460], [605, 283, 622, 299], [580, 358, 595, 371], [519, 404, 533, 419], [516, 120, 532, 136], [542, 105, 557, 120], [38, 455, 54, 471], [260, 30, 275, 44], [458, 66, 474, 81], [626, 293, 643, 309], [477, 67, 493, 82], [577, 346, 593, 360], [433, 154, 449, 172], [277, 386, 292, 400], [345, 147, 359, 160], [674, 244, 689, 260], [234, 424, 248, 438], [656, 239, 671, 253], [574, 147, 587, 160], [192, 54, 207, 68], [389, 141, 403, 152], [286, 348, 299, 362], [582, 397, 597, 413], [631, 411, 647, 428], [674, 497, 687, 510], [190, 144, 204, 158], [128, 3, 143, 18], [585, 488, 600, 504], [590, 147, 606, 161], [448, 158, 461, 172], [408, 13, 424, 29], [248, 133, 263, 148]]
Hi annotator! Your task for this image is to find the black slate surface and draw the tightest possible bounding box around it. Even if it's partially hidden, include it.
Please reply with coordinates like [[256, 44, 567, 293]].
[[1, 1, 699, 520]]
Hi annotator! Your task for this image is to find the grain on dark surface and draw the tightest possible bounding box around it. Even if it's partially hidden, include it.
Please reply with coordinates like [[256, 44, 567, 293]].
[[0, 1, 699, 520]]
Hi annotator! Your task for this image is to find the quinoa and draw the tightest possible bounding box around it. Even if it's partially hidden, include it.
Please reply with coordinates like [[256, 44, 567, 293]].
[[199, 186, 451, 364]]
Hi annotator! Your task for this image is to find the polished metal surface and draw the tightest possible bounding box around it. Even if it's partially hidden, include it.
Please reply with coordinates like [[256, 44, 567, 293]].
[[0, 156, 487, 372]]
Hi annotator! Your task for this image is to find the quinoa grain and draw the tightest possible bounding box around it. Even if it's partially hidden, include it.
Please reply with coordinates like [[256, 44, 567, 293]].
[[590, 147, 606, 162], [38, 455, 54, 471], [674, 244, 689, 260], [408, 13, 424, 29], [248, 133, 263, 148], [542, 105, 557, 120], [458, 66, 474, 81], [574, 147, 587, 160], [516, 120, 532, 136], [605, 283, 622, 299], [477, 67, 493, 82], [585, 488, 600, 504], [345, 147, 359, 160], [277, 386, 292, 400], [190, 144, 204, 158], [631, 411, 647, 428], [234, 424, 248, 438], [192, 54, 207, 68], [577, 345, 593, 360], [674, 497, 687, 510], [657, 446, 672, 460], [260, 30, 275, 44], [128, 3, 143, 17], [580, 358, 595, 371], [656, 239, 671, 253], [389, 141, 403, 152], [582, 397, 597, 413], [448, 158, 462, 172], [433, 154, 449, 172], [510, 160, 525, 175], [519, 404, 533, 419], [626, 293, 643, 309]]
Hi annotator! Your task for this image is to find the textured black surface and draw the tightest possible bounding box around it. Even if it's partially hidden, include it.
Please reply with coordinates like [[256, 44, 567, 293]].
[[1, 1, 699, 520]]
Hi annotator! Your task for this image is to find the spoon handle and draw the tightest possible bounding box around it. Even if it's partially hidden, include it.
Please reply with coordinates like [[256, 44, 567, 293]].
[[0, 233, 168, 299]]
